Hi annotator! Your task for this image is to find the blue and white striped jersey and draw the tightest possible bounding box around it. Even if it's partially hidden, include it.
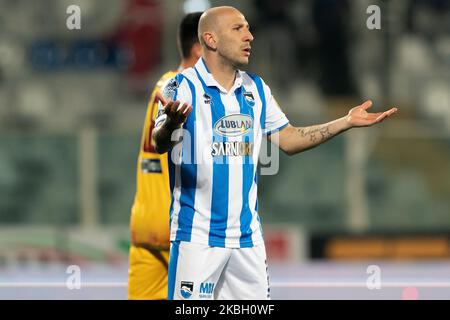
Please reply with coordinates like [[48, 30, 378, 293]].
[[156, 58, 289, 248]]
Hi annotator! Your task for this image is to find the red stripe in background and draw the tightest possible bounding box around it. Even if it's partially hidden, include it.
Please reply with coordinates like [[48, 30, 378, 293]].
[[143, 97, 157, 153]]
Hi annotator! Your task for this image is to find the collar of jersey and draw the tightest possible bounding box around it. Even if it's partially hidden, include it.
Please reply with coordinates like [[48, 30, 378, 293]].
[[194, 58, 243, 94]]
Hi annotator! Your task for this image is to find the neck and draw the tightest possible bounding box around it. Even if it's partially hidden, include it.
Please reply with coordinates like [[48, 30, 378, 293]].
[[202, 54, 236, 91]]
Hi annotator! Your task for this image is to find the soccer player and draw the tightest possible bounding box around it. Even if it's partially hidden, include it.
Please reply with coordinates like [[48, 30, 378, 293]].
[[127, 12, 202, 300], [153, 6, 397, 300]]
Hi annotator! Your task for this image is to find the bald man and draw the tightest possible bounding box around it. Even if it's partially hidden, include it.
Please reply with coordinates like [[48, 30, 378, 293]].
[[153, 6, 397, 300]]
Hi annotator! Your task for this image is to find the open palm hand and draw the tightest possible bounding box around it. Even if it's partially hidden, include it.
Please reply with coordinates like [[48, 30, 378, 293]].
[[347, 100, 398, 127]]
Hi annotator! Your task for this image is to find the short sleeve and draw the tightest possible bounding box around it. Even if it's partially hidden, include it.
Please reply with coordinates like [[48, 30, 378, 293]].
[[262, 81, 289, 135], [154, 75, 192, 127]]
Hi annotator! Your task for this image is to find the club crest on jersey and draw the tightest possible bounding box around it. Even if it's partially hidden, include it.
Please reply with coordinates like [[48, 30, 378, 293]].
[[162, 78, 178, 101], [180, 281, 194, 299], [243, 91, 255, 107], [214, 114, 253, 137]]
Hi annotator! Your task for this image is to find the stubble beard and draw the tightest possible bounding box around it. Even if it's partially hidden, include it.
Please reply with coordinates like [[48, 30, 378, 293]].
[[218, 47, 249, 70]]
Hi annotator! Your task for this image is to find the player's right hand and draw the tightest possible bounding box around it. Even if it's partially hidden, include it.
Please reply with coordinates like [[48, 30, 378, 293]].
[[156, 91, 192, 127]]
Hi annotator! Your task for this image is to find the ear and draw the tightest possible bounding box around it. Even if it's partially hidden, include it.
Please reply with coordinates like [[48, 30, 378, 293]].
[[202, 32, 217, 50]]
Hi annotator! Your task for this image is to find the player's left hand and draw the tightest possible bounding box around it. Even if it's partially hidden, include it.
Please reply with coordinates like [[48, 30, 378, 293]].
[[346, 100, 398, 128]]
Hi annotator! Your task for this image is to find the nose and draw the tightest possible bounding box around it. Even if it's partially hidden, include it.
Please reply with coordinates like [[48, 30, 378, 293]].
[[244, 30, 254, 42]]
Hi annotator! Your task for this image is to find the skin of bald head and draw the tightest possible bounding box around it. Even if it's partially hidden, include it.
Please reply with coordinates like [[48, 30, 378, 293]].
[[198, 6, 254, 70]]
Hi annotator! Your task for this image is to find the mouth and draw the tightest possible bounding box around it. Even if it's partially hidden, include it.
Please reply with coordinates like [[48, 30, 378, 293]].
[[242, 47, 251, 57]]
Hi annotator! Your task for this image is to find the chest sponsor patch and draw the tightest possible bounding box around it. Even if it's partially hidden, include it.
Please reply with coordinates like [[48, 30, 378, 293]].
[[214, 114, 253, 137], [141, 158, 162, 173]]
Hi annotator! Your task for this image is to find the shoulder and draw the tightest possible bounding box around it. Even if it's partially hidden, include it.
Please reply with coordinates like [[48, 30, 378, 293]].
[[155, 70, 178, 90], [161, 68, 197, 88], [159, 71, 188, 100], [179, 67, 198, 85], [165, 68, 199, 94], [160, 69, 198, 101]]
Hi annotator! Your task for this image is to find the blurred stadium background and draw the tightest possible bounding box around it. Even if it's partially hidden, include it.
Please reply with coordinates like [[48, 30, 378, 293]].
[[0, 0, 449, 299]]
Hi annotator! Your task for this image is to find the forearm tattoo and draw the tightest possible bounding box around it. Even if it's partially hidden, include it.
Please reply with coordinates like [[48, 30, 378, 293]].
[[298, 125, 334, 144]]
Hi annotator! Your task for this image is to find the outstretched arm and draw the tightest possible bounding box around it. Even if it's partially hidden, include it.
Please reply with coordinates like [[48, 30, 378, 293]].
[[268, 100, 398, 155]]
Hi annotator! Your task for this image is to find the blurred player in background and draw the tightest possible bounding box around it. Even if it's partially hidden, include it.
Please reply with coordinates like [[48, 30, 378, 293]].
[[128, 12, 202, 300], [153, 6, 397, 300]]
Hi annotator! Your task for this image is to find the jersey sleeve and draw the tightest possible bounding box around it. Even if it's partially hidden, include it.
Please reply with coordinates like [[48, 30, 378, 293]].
[[262, 80, 289, 135], [155, 75, 192, 127]]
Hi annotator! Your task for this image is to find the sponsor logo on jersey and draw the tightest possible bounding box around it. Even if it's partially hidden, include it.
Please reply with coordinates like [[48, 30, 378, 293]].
[[211, 141, 254, 157], [199, 282, 215, 298], [214, 114, 253, 137], [180, 281, 194, 299], [141, 158, 162, 173]]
